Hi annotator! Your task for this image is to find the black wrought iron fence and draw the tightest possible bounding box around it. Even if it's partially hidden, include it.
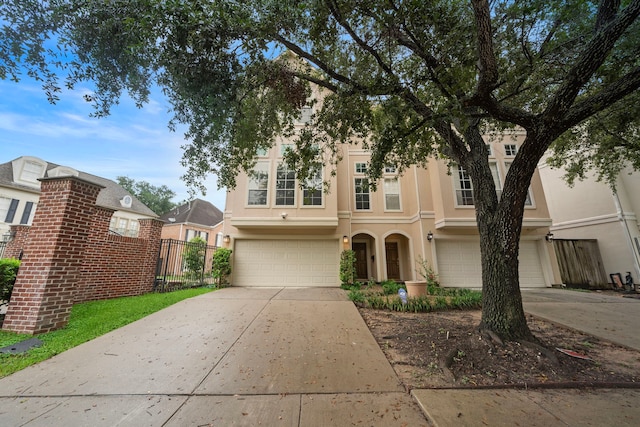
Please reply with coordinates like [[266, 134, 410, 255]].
[[0, 241, 7, 259], [154, 239, 218, 291]]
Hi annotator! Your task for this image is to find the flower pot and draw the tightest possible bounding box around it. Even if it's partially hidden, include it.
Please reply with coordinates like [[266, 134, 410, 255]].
[[405, 280, 428, 297]]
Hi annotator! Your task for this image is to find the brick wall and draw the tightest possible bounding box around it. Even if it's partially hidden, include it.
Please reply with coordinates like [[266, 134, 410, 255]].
[[2, 177, 164, 334], [2, 177, 102, 334], [4, 225, 30, 259]]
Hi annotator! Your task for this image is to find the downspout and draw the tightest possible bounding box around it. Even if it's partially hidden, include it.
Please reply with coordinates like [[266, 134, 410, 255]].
[[612, 191, 640, 282], [414, 164, 425, 281]]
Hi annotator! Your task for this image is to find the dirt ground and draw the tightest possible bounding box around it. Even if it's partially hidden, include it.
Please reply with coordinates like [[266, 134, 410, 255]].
[[359, 306, 640, 391]]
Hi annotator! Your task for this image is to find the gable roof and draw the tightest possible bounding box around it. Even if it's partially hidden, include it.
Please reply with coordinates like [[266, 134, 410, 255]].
[[0, 156, 158, 218], [159, 199, 223, 227]]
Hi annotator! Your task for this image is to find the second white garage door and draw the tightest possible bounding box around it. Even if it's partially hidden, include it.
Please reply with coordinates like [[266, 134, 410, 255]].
[[232, 239, 340, 287], [436, 240, 546, 288]]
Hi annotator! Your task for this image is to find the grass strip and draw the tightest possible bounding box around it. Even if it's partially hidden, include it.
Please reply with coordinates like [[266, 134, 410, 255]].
[[0, 287, 213, 378]]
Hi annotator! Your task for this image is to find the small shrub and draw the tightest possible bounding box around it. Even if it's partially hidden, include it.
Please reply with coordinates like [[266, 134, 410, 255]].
[[381, 280, 405, 295], [348, 289, 365, 303], [416, 255, 439, 287], [339, 250, 356, 286], [212, 248, 232, 287], [183, 237, 207, 280], [0, 258, 20, 304]]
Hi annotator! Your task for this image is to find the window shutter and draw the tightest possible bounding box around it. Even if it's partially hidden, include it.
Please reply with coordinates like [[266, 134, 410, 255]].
[[20, 201, 34, 224], [5, 199, 19, 222]]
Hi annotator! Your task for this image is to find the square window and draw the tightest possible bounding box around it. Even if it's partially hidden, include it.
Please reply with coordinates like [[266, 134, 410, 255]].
[[384, 165, 397, 174], [505, 144, 518, 156], [355, 162, 368, 174], [21, 160, 45, 183]]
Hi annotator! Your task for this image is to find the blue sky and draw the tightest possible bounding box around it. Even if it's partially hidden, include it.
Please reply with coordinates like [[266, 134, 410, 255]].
[[0, 77, 227, 210]]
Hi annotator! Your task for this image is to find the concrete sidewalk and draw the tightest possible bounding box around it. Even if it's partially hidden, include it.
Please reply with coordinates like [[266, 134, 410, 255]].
[[0, 287, 429, 426], [1, 287, 639, 426], [413, 288, 640, 426]]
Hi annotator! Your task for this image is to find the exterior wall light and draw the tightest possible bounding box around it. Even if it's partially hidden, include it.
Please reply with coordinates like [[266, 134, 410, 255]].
[[545, 232, 554, 242], [426, 231, 434, 242], [223, 235, 231, 244], [343, 235, 349, 244]]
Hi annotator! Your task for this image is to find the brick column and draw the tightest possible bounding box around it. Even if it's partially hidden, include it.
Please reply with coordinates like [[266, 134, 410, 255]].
[[2, 176, 104, 334], [138, 218, 164, 292]]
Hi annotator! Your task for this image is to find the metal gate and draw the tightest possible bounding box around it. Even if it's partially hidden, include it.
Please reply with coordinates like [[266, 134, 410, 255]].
[[155, 239, 218, 291]]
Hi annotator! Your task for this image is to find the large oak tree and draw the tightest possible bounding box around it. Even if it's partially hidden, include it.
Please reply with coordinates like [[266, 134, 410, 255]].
[[2, 0, 639, 341]]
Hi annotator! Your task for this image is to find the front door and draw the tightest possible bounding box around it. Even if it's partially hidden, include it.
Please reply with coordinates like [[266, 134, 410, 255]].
[[353, 242, 368, 280], [385, 242, 400, 280]]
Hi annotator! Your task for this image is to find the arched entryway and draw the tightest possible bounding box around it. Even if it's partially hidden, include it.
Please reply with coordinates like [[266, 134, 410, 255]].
[[352, 233, 376, 281], [384, 233, 411, 281]]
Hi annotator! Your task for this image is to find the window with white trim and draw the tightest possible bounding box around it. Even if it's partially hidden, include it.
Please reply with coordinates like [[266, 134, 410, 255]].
[[354, 178, 371, 210], [279, 144, 293, 157], [298, 106, 312, 124], [355, 162, 368, 174], [275, 164, 296, 206], [303, 167, 323, 206], [504, 144, 518, 157], [0, 197, 13, 223], [20, 201, 34, 224], [383, 178, 401, 211], [247, 162, 270, 206], [384, 165, 397, 174], [454, 166, 474, 206], [504, 162, 532, 205]]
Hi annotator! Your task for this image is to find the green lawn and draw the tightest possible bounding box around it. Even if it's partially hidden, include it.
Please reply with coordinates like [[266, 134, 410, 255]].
[[0, 287, 214, 378]]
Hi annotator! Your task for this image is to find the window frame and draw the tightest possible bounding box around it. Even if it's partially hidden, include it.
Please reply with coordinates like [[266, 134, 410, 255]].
[[383, 177, 401, 211], [302, 166, 323, 207], [454, 166, 474, 207], [275, 163, 296, 206], [247, 161, 270, 207], [354, 177, 371, 211]]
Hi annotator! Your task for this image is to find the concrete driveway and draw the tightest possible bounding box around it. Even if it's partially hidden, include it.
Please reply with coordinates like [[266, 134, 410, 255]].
[[0, 287, 429, 426], [522, 288, 640, 351]]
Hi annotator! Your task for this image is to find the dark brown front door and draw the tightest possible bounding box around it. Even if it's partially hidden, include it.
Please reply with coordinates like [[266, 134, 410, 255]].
[[385, 242, 400, 279], [353, 242, 368, 280]]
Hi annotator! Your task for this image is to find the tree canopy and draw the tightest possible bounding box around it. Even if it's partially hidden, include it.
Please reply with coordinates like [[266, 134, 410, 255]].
[[116, 176, 177, 216], [2, 0, 639, 340]]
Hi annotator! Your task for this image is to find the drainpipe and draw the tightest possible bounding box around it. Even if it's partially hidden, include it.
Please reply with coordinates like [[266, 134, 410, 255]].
[[612, 190, 640, 283]]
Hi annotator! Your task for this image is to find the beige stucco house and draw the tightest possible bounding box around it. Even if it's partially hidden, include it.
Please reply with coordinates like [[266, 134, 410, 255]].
[[538, 159, 640, 285], [222, 120, 562, 288], [0, 156, 157, 243]]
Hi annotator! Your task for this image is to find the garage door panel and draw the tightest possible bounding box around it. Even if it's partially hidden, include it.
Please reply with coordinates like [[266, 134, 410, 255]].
[[436, 240, 545, 288], [233, 239, 339, 287]]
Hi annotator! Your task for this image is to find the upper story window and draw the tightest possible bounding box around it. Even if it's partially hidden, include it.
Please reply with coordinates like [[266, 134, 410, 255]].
[[109, 217, 141, 237], [186, 228, 208, 242], [298, 106, 313, 124], [454, 166, 474, 206], [19, 201, 34, 225], [354, 178, 371, 210], [303, 167, 323, 206], [355, 162, 368, 174], [256, 148, 268, 157], [0, 198, 17, 223], [384, 165, 397, 174], [21, 160, 46, 183], [486, 144, 493, 157], [275, 164, 296, 206], [279, 144, 293, 157], [247, 162, 270, 206], [504, 144, 518, 157], [383, 178, 401, 211]]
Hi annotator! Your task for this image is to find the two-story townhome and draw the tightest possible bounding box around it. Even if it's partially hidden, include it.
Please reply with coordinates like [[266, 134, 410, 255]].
[[0, 156, 157, 243], [159, 198, 224, 247], [222, 124, 563, 288]]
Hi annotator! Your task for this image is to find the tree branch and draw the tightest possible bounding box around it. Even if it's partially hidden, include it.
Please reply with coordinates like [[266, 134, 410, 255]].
[[544, 0, 640, 120], [562, 66, 640, 128], [471, 0, 499, 99]]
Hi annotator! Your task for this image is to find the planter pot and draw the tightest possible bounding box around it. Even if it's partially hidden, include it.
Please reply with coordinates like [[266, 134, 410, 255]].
[[405, 280, 428, 297]]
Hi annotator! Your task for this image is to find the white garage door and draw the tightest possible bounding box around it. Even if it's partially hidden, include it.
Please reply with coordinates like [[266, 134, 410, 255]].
[[233, 239, 340, 287], [436, 240, 546, 288]]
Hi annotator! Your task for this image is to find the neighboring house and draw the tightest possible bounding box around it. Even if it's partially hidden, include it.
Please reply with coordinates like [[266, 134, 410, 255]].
[[159, 198, 224, 247], [0, 156, 157, 241], [538, 159, 640, 284], [223, 122, 562, 288]]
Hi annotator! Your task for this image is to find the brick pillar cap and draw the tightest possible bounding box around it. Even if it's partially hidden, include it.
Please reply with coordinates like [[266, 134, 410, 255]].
[[38, 175, 106, 190]]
